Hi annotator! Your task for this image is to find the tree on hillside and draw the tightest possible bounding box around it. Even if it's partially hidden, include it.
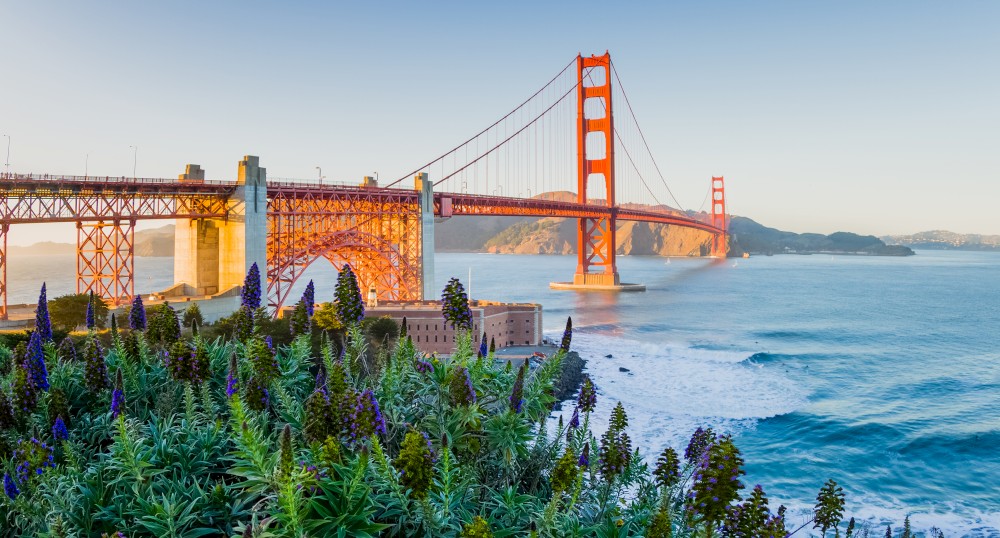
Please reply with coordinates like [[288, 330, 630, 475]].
[[48, 293, 109, 332]]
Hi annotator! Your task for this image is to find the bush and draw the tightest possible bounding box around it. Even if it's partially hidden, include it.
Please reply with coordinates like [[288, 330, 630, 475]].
[[0, 273, 869, 538], [362, 315, 398, 347], [181, 302, 204, 328], [48, 293, 109, 331]]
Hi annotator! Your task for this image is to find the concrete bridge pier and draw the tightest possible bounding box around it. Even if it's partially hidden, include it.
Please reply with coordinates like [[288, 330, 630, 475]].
[[174, 156, 267, 299], [415, 172, 435, 301]]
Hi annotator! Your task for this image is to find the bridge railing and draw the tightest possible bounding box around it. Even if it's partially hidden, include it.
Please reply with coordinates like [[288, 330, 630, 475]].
[[0, 172, 236, 187]]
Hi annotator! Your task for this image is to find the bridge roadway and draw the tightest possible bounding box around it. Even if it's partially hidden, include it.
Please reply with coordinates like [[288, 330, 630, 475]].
[[0, 173, 721, 233], [0, 172, 724, 318]]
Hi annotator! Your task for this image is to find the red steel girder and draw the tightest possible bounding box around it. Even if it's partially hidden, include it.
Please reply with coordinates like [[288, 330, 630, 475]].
[[266, 186, 424, 311], [0, 223, 7, 320], [0, 174, 232, 224], [76, 220, 135, 305]]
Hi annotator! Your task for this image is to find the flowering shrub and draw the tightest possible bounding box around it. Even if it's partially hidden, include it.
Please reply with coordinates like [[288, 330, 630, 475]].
[[35, 283, 53, 342], [394, 430, 436, 499], [128, 294, 147, 330], [334, 264, 364, 327], [441, 277, 473, 331], [0, 269, 863, 538], [560, 316, 572, 352], [241, 262, 262, 310]]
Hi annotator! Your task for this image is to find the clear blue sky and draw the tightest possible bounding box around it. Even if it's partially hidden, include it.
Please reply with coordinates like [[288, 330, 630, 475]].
[[2, 1, 997, 245]]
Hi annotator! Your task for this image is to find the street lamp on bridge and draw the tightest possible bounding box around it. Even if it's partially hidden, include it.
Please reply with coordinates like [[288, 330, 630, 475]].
[[3, 134, 9, 174], [129, 145, 137, 178], [316, 166, 324, 185]]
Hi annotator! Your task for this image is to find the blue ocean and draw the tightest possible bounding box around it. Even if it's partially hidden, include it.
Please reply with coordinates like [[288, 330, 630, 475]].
[[446, 251, 1000, 537], [6, 250, 999, 536]]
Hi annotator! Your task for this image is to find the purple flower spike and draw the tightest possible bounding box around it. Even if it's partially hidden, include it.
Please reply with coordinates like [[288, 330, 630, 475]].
[[35, 283, 53, 342], [579, 441, 590, 467], [3, 473, 18, 500], [569, 406, 580, 429], [52, 416, 68, 441], [85, 292, 96, 330], [129, 294, 146, 330], [241, 263, 262, 310], [26, 331, 49, 392]]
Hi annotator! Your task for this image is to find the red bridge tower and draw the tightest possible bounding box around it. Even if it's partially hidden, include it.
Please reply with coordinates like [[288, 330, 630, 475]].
[[573, 52, 620, 287]]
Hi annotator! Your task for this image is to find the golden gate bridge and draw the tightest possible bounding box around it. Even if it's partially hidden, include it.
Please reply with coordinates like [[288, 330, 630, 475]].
[[0, 52, 727, 319]]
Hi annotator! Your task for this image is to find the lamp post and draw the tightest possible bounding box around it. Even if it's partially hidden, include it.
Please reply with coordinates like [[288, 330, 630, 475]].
[[129, 145, 137, 178], [3, 134, 9, 175], [315, 166, 324, 185]]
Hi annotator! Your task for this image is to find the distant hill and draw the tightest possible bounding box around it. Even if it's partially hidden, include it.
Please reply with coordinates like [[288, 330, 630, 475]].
[[881, 230, 1000, 251], [728, 217, 914, 256], [436, 195, 913, 257], [10, 225, 176, 257], [9, 209, 918, 259]]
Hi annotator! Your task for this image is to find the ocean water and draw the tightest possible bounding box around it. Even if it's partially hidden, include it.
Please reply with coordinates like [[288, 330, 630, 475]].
[[6, 250, 999, 536]]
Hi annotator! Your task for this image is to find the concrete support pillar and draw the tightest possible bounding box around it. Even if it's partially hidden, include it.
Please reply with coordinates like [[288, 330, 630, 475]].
[[415, 173, 435, 301], [173, 157, 267, 298], [220, 155, 267, 293]]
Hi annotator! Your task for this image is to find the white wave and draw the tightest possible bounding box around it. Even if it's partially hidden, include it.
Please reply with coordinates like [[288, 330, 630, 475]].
[[551, 331, 806, 457], [549, 331, 1000, 538], [777, 498, 1000, 538]]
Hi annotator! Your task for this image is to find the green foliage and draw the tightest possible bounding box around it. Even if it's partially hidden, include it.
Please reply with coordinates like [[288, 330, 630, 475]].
[[48, 293, 110, 331], [654, 446, 681, 488], [181, 302, 204, 328], [335, 264, 365, 327], [146, 302, 181, 344], [363, 315, 399, 347], [599, 402, 632, 481], [312, 302, 344, 332], [461, 515, 494, 538], [550, 447, 578, 494], [441, 277, 473, 331], [0, 282, 870, 538], [686, 435, 745, 531], [814, 478, 846, 537], [289, 299, 311, 337]]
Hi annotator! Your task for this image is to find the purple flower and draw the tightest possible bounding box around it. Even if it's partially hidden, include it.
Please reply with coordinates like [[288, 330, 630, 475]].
[[579, 441, 590, 467], [58, 337, 77, 362], [334, 264, 365, 326], [226, 354, 239, 398], [303, 280, 315, 317], [3, 473, 18, 499], [242, 262, 262, 310], [415, 358, 433, 374], [25, 331, 49, 391], [85, 292, 96, 330], [110, 370, 125, 418], [685, 427, 716, 464], [560, 317, 572, 352], [569, 406, 580, 429], [110, 388, 124, 418], [129, 296, 147, 330], [35, 283, 53, 342], [129, 294, 147, 330], [578, 375, 596, 413], [440, 277, 472, 331], [509, 363, 526, 414], [13, 438, 55, 484], [52, 416, 68, 441], [478, 332, 488, 358]]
